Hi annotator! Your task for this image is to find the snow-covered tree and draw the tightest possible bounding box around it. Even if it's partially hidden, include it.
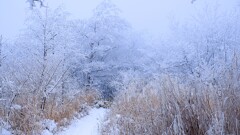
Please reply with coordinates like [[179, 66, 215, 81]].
[[71, 0, 130, 98], [15, 7, 73, 111], [27, 0, 45, 8], [167, 5, 240, 85]]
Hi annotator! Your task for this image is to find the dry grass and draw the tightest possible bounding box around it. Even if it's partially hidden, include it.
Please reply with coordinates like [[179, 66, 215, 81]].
[[102, 75, 240, 135], [7, 94, 42, 135], [2, 89, 100, 135], [45, 90, 100, 126]]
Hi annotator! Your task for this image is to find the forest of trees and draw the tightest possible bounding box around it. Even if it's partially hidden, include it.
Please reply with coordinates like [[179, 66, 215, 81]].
[[0, 0, 240, 134]]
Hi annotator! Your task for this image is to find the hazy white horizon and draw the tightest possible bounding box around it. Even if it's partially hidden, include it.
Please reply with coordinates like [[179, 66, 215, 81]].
[[0, 0, 238, 39]]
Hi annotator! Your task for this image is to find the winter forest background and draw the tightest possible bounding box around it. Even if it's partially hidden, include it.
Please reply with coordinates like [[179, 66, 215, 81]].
[[0, 0, 240, 134]]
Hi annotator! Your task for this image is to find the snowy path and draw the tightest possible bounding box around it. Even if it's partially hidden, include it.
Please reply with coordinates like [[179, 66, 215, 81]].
[[58, 108, 107, 135]]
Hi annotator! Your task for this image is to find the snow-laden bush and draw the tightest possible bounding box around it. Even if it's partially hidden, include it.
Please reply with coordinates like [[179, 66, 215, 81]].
[[0, 88, 100, 135], [102, 70, 240, 135]]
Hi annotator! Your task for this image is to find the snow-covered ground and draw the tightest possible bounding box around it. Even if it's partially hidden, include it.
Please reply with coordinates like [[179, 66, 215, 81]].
[[2, 108, 108, 135], [57, 108, 107, 135], [0, 128, 11, 135]]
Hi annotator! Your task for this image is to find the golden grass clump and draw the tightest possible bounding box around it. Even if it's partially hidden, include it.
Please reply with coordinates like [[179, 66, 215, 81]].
[[102, 76, 240, 135]]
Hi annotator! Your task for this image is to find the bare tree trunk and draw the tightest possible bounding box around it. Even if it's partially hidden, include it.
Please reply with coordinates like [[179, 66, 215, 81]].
[[86, 43, 94, 91], [40, 31, 48, 111], [40, 8, 48, 112], [61, 45, 66, 105]]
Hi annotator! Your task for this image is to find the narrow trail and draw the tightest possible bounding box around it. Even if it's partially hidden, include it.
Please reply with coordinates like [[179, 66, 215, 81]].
[[58, 108, 107, 135]]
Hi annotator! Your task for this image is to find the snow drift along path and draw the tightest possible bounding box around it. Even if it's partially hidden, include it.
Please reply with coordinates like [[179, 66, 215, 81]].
[[58, 108, 107, 135]]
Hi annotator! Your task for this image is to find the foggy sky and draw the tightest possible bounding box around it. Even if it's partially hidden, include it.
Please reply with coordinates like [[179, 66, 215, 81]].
[[0, 0, 238, 39]]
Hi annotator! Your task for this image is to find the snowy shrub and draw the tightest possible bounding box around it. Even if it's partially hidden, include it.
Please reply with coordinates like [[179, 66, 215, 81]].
[[102, 70, 240, 135], [44, 89, 100, 127], [0, 88, 100, 134]]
